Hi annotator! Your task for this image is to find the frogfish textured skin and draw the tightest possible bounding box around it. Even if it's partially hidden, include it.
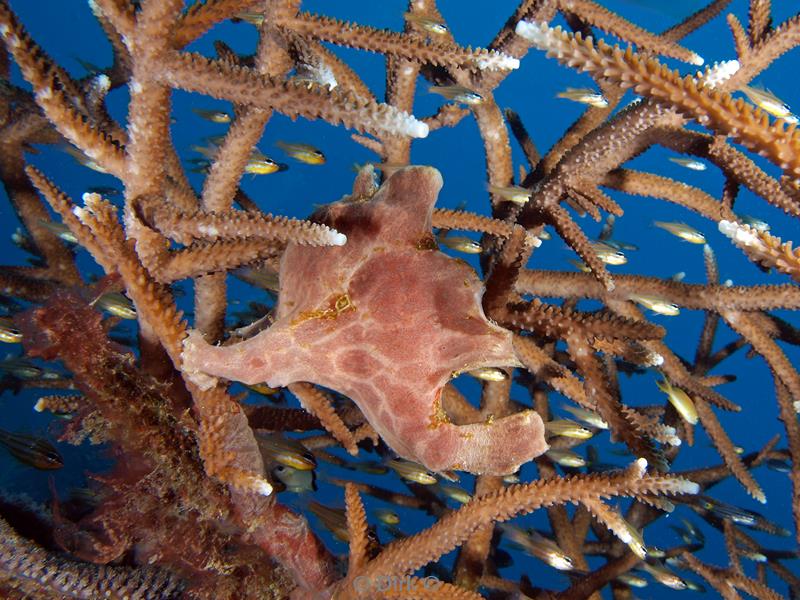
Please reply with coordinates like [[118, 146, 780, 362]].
[[182, 166, 548, 474]]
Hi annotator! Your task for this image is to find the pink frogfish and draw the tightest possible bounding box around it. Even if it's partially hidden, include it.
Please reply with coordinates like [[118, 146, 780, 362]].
[[182, 166, 547, 475]]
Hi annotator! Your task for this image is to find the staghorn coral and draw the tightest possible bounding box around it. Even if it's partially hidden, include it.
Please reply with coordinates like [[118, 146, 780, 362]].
[[0, 1, 796, 599]]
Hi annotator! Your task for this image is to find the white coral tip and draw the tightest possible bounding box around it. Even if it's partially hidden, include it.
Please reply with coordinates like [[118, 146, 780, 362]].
[[409, 120, 429, 139], [514, 20, 548, 46], [329, 231, 347, 246], [254, 477, 274, 496], [680, 480, 700, 495]]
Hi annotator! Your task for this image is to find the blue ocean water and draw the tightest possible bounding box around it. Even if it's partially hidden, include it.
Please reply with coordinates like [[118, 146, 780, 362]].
[[1, 1, 798, 597]]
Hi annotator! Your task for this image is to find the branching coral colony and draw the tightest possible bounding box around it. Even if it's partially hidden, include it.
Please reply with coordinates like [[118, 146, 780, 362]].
[[0, 0, 798, 598]]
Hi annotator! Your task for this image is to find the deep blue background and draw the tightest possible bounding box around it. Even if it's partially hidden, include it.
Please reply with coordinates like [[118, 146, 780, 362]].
[[2, 1, 798, 597]]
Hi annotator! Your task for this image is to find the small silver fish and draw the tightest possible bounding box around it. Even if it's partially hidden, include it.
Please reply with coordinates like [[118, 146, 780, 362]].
[[640, 562, 688, 590], [590, 241, 627, 265], [653, 221, 705, 244], [374, 508, 400, 525], [467, 367, 508, 382], [271, 464, 316, 494], [628, 293, 680, 316], [560, 405, 608, 429], [545, 448, 586, 468], [62, 145, 108, 173], [308, 501, 349, 542], [275, 141, 325, 165], [544, 419, 594, 440], [94, 292, 137, 320], [556, 87, 608, 108], [0, 317, 22, 344], [233, 267, 280, 292], [487, 184, 530, 205], [0, 428, 63, 470], [191, 108, 232, 124], [668, 156, 707, 171], [740, 84, 799, 123], [429, 85, 483, 105], [403, 12, 447, 35], [616, 572, 648, 588], [438, 484, 472, 504], [437, 232, 482, 254], [0, 357, 47, 380], [39, 220, 78, 244], [234, 11, 264, 27], [387, 458, 438, 485], [735, 213, 770, 232], [256, 432, 316, 471], [500, 523, 575, 571]]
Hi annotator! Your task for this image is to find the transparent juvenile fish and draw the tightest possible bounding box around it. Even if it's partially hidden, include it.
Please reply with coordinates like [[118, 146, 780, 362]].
[[602, 238, 639, 251], [735, 213, 770, 232], [0, 317, 22, 344], [438, 483, 472, 504], [94, 292, 137, 320], [544, 419, 595, 439], [695, 496, 789, 535], [653, 221, 706, 244], [590, 241, 627, 265], [765, 457, 791, 473], [39, 220, 78, 244], [656, 378, 698, 424], [500, 523, 575, 571], [271, 464, 316, 494], [568, 259, 592, 273], [308, 501, 349, 542], [669, 518, 705, 545], [0, 428, 63, 470], [487, 184, 531, 205], [545, 448, 586, 468], [341, 459, 389, 476], [641, 562, 688, 590], [616, 572, 648, 588], [374, 508, 400, 525], [387, 458, 438, 485], [403, 12, 448, 35], [429, 84, 484, 105], [234, 11, 264, 26], [62, 144, 108, 173], [86, 186, 121, 197], [628, 293, 680, 316], [233, 267, 280, 292], [0, 357, 49, 380], [740, 84, 799, 123], [467, 367, 508, 382], [437, 232, 482, 254], [620, 516, 647, 559], [560, 405, 608, 429], [556, 87, 608, 108], [668, 156, 707, 171], [275, 141, 326, 165], [256, 432, 316, 471], [191, 107, 232, 124]]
